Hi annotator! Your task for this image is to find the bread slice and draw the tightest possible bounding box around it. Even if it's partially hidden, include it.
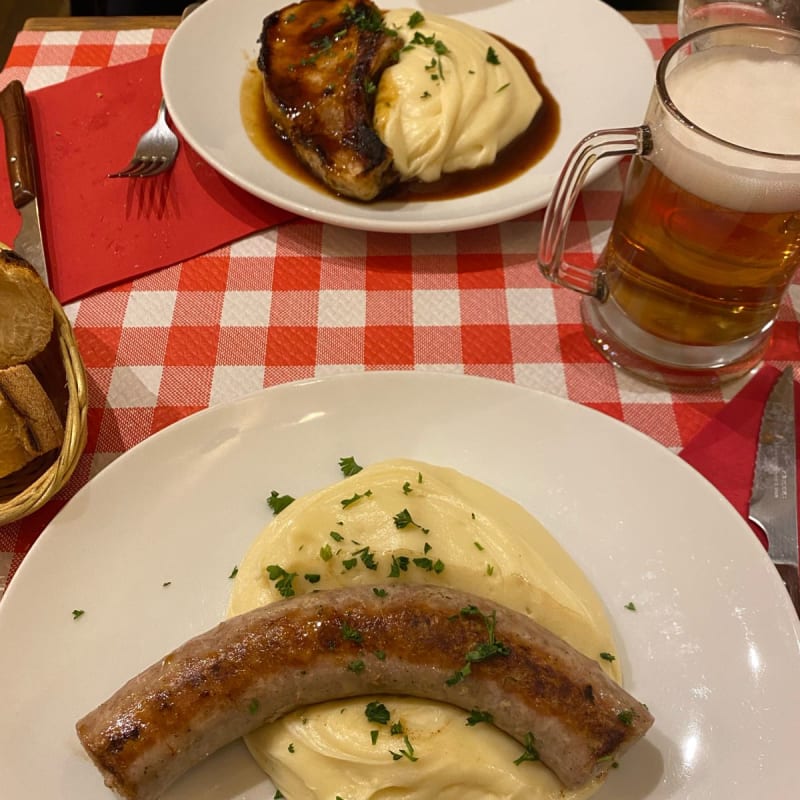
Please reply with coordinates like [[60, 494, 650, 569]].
[[0, 364, 64, 479], [0, 248, 54, 368]]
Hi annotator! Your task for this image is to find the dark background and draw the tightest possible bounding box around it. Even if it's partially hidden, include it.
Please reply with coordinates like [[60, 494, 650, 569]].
[[70, 1, 678, 15]]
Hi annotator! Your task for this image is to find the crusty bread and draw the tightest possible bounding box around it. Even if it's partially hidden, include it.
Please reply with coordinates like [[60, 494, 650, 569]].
[[0, 248, 54, 368], [0, 364, 65, 479]]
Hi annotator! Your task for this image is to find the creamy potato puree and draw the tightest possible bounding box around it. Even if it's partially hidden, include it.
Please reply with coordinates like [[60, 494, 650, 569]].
[[373, 10, 542, 182], [229, 459, 620, 800]]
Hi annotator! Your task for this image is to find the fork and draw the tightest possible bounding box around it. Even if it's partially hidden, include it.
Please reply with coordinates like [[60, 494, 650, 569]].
[[107, 98, 180, 179], [107, 2, 201, 179]]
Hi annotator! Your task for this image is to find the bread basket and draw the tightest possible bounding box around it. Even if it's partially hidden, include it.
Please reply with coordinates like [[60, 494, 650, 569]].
[[0, 291, 88, 524]]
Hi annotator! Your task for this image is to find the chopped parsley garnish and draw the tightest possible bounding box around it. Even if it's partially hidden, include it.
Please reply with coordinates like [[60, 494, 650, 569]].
[[388, 554, 410, 577], [393, 508, 429, 533], [304, 573, 321, 583], [617, 709, 636, 726], [342, 557, 358, 570], [339, 456, 363, 476], [342, 3, 391, 33], [266, 564, 298, 597], [341, 489, 372, 508], [347, 659, 366, 673], [72, 609, 85, 620], [402, 481, 412, 495], [374, 649, 387, 660], [486, 46, 500, 64], [466, 709, 494, 726], [310, 15, 327, 28], [474, 541, 484, 551], [365, 701, 391, 724], [288, 742, 295, 753], [496, 83, 510, 93], [267, 490, 295, 514], [228, 566, 239, 579], [162, 581, 172, 587], [353, 546, 378, 570], [407, 10, 425, 27], [445, 605, 510, 685], [330, 530, 345, 542], [513, 732, 540, 765], [320, 543, 334, 561], [390, 735, 418, 762], [600, 652, 616, 662], [248, 698, 260, 714], [625, 601, 637, 611], [412, 556, 445, 573], [486, 564, 494, 576], [390, 721, 404, 735], [370, 729, 380, 744], [341, 621, 363, 642], [274, 791, 285, 800], [373, 587, 388, 597]]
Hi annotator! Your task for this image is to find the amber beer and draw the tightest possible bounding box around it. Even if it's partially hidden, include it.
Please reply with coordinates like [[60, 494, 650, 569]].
[[598, 42, 800, 353]]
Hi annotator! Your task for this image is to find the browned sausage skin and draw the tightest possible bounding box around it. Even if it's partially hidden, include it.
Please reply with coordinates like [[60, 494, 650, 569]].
[[76, 584, 654, 800]]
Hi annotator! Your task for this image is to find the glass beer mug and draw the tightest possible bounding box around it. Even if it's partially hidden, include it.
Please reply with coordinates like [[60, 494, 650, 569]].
[[537, 24, 800, 389]]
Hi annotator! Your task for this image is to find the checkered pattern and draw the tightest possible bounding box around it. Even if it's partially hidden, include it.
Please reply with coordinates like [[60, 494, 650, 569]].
[[1, 22, 798, 592]]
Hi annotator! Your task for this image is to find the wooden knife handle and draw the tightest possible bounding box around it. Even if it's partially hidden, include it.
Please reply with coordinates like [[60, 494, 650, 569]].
[[0, 80, 37, 209], [776, 563, 800, 617]]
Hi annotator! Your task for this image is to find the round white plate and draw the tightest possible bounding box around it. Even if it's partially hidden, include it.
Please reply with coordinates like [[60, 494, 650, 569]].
[[161, 0, 654, 233], [1, 372, 797, 798]]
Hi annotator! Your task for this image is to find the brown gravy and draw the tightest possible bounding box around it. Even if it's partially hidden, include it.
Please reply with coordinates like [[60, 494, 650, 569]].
[[240, 36, 560, 203]]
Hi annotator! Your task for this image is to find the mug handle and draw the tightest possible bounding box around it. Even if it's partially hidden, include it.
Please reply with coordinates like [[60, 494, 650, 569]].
[[537, 126, 652, 300]]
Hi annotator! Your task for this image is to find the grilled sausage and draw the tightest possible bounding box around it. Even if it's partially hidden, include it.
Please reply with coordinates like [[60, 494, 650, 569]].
[[76, 584, 653, 800]]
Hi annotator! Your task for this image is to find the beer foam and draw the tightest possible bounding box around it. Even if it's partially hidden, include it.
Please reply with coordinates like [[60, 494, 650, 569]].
[[651, 46, 800, 212]]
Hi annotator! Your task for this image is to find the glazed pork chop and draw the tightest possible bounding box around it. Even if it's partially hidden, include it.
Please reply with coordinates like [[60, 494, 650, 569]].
[[258, 0, 403, 201]]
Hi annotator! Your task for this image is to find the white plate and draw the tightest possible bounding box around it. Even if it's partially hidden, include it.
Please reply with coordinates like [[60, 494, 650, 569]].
[[1, 372, 798, 798], [161, 0, 654, 233]]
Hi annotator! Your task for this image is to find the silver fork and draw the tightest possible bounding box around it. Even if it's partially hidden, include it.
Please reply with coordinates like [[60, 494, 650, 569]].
[[107, 2, 201, 179], [107, 98, 179, 179]]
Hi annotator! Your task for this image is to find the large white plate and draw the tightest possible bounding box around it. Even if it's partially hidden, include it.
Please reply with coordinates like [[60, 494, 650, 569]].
[[161, 0, 654, 233], [1, 372, 798, 798]]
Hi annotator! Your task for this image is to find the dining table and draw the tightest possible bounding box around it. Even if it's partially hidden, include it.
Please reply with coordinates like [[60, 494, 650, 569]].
[[0, 2, 798, 603]]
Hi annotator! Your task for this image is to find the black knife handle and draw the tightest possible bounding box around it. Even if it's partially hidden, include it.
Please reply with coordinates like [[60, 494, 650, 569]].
[[776, 563, 800, 617], [0, 80, 37, 210]]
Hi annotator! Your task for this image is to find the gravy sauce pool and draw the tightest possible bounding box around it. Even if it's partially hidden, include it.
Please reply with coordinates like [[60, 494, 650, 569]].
[[240, 36, 560, 203]]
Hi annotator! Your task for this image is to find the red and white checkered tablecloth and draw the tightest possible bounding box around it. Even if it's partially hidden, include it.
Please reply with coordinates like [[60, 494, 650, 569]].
[[1, 22, 799, 592]]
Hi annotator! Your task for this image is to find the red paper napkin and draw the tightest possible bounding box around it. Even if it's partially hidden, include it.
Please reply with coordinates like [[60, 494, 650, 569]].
[[0, 55, 295, 303], [679, 364, 800, 551]]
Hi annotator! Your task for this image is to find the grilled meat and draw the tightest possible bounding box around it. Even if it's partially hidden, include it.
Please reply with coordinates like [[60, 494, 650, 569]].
[[258, 0, 403, 201], [76, 584, 654, 800]]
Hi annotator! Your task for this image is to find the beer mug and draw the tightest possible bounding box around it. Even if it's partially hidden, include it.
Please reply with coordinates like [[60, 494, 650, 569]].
[[537, 24, 800, 389], [678, 0, 800, 37]]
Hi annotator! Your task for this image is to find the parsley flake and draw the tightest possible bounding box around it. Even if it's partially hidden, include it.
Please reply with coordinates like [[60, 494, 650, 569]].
[[513, 732, 540, 765], [466, 709, 494, 726], [341, 490, 372, 508], [339, 456, 363, 476], [600, 652, 616, 662], [393, 508, 429, 533], [266, 564, 298, 597], [267, 491, 295, 514], [365, 701, 391, 724]]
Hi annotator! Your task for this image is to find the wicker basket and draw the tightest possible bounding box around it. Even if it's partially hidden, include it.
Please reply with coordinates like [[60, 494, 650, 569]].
[[0, 293, 88, 524]]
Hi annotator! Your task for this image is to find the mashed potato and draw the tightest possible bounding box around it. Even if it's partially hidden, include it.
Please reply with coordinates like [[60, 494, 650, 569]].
[[229, 459, 620, 800], [373, 10, 542, 182]]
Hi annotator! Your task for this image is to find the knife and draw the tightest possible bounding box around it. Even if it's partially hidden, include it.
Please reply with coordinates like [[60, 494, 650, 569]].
[[0, 79, 49, 286], [748, 366, 800, 615]]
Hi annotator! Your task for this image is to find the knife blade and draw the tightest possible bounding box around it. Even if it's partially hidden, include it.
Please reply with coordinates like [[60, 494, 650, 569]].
[[0, 79, 49, 286], [748, 366, 800, 614]]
